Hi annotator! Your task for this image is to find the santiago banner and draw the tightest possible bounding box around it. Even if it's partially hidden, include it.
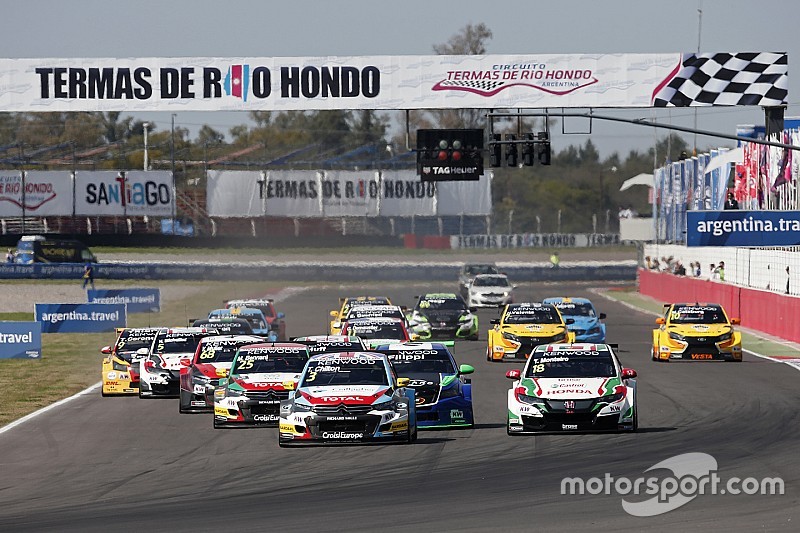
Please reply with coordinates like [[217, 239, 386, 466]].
[[687, 210, 800, 247], [34, 303, 127, 333], [87, 288, 160, 313], [0, 53, 786, 112], [74, 170, 173, 216], [0, 321, 41, 359]]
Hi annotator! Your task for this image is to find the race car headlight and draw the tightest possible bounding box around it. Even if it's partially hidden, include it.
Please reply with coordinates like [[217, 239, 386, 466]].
[[668, 331, 686, 342], [515, 392, 545, 406], [718, 332, 732, 342], [551, 332, 567, 343], [598, 392, 624, 404], [587, 326, 602, 335], [291, 402, 313, 413], [112, 360, 129, 371], [502, 331, 520, 343], [193, 374, 212, 385], [372, 399, 398, 411], [225, 388, 246, 398]]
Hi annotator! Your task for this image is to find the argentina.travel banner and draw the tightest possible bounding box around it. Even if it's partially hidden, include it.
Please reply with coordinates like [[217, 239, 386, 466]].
[[687, 210, 800, 247]]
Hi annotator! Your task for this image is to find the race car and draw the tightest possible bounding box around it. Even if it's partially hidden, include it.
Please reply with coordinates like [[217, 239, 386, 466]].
[[466, 273, 515, 308], [652, 303, 742, 362], [458, 263, 499, 299], [290, 335, 366, 357], [179, 334, 264, 413], [330, 304, 408, 336], [208, 307, 276, 339], [225, 298, 287, 340], [543, 297, 606, 343], [341, 317, 411, 349], [406, 293, 478, 341], [100, 327, 161, 396], [506, 343, 638, 434], [329, 296, 392, 335], [213, 342, 310, 428], [374, 342, 474, 429], [138, 327, 219, 398], [278, 351, 417, 446], [486, 303, 575, 362]]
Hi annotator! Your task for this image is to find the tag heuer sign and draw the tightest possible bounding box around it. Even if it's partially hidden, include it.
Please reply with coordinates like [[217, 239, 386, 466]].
[[417, 128, 484, 181]]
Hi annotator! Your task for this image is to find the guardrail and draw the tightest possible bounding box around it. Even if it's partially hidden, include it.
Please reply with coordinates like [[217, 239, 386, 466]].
[[0, 261, 637, 282]]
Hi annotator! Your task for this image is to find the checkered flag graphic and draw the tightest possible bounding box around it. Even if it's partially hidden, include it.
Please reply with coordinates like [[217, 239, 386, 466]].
[[433, 79, 508, 96], [652, 52, 788, 107]]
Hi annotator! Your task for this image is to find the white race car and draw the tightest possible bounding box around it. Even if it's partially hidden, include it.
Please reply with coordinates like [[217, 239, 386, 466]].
[[139, 327, 218, 399], [506, 343, 638, 434]]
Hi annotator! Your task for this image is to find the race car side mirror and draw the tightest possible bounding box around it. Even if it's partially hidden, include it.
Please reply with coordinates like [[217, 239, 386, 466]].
[[459, 364, 475, 375], [565, 318, 575, 325], [469, 307, 477, 313], [397, 377, 410, 388], [136, 347, 150, 356], [277, 312, 285, 319], [621, 368, 637, 379], [329, 310, 338, 317], [491, 318, 500, 325], [100, 345, 112, 354], [505, 369, 521, 380], [731, 318, 741, 325], [599, 313, 607, 320], [282, 380, 296, 390], [655, 317, 666, 325], [180, 359, 191, 367]]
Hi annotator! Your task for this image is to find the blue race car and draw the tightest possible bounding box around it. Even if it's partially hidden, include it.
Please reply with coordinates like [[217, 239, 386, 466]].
[[542, 297, 606, 343], [208, 307, 277, 340], [374, 341, 474, 429]]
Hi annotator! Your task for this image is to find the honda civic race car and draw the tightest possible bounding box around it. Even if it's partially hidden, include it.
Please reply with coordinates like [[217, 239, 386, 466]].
[[506, 343, 638, 434], [179, 334, 264, 413], [100, 327, 161, 396], [341, 317, 411, 349], [652, 303, 742, 362], [543, 297, 606, 343], [406, 293, 478, 342], [375, 342, 474, 429], [213, 343, 310, 428], [487, 303, 574, 362], [226, 298, 287, 340], [138, 327, 218, 398], [329, 296, 392, 335], [278, 351, 417, 446]]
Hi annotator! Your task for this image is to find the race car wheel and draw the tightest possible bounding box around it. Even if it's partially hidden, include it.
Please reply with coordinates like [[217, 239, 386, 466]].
[[632, 410, 639, 432], [101, 389, 109, 398], [469, 332, 479, 341], [506, 421, 515, 436], [651, 347, 660, 361], [486, 347, 492, 362], [213, 419, 221, 429]]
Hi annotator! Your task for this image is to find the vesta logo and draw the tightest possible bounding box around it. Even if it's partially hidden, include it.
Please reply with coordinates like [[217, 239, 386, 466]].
[[85, 176, 171, 206]]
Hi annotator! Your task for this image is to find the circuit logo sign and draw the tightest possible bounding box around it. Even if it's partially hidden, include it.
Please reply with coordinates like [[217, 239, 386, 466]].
[[561, 452, 784, 516]]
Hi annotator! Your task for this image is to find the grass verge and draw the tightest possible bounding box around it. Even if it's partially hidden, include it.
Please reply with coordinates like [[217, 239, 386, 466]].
[[0, 280, 285, 428]]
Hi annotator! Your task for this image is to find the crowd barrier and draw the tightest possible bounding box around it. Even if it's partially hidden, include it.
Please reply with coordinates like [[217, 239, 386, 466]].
[[0, 261, 637, 283], [639, 268, 800, 344]]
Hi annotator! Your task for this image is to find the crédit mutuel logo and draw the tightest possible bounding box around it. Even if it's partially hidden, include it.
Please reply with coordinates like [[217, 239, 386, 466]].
[[561, 452, 783, 517]]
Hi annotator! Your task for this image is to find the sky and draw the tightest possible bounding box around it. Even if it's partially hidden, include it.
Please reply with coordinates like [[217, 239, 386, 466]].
[[0, 0, 798, 160]]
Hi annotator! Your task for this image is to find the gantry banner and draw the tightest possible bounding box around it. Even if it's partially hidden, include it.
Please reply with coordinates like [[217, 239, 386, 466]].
[[0, 53, 787, 111]]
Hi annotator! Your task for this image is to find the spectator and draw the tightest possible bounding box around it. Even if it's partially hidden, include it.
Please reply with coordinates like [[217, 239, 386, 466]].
[[645, 256, 653, 269], [708, 263, 718, 281], [716, 261, 726, 282], [674, 261, 686, 276], [5, 248, 14, 263], [651, 259, 661, 271], [786, 266, 790, 294], [550, 251, 560, 268], [724, 192, 739, 210], [693, 262, 701, 277], [82, 261, 95, 290]]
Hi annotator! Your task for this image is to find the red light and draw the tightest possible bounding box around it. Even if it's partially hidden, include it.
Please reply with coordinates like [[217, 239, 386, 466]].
[[437, 150, 448, 161], [451, 151, 462, 161]]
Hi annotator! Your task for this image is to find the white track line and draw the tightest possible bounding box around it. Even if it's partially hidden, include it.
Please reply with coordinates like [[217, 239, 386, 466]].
[[589, 287, 800, 373], [0, 382, 101, 435]]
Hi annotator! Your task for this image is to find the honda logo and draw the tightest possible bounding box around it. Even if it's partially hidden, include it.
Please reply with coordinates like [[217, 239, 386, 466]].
[[564, 401, 575, 409]]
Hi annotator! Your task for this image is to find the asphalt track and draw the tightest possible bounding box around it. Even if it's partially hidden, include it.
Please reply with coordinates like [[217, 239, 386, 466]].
[[0, 281, 797, 532]]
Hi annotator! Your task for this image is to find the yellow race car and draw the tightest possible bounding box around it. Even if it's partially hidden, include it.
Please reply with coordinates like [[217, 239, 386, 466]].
[[100, 327, 162, 396], [652, 303, 742, 362], [486, 303, 574, 362], [329, 296, 392, 335]]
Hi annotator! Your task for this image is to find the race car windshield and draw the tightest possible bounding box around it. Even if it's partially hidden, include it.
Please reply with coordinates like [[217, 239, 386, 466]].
[[116, 334, 156, 356], [384, 351, 456, 374], [554, 303, 595, 317], [300, 360, 389, 386], [232, 353, 308, 374], [304, 342, 365, 355], [155, 335, 205, 354], [525, 354, 616, 378], [669, 307, 726, 324], [465, 265, 498, 275], [417, 298, 465, 311], [346, 323, 406, 340], [473, 276, 510, 287], [194, 321, 252, 335], [504, 308, 561, 324], [197, 343, 246, 363]]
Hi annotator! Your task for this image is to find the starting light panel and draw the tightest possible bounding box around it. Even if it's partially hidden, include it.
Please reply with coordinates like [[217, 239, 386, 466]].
[[417, 129, 484, 181]]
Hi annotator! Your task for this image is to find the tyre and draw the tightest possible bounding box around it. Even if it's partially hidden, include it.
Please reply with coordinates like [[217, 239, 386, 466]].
[[469, 331, 479, 341], [213, 418, 221, 429], [506, 421, 514, 436], [486, 347, 492, 362]]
